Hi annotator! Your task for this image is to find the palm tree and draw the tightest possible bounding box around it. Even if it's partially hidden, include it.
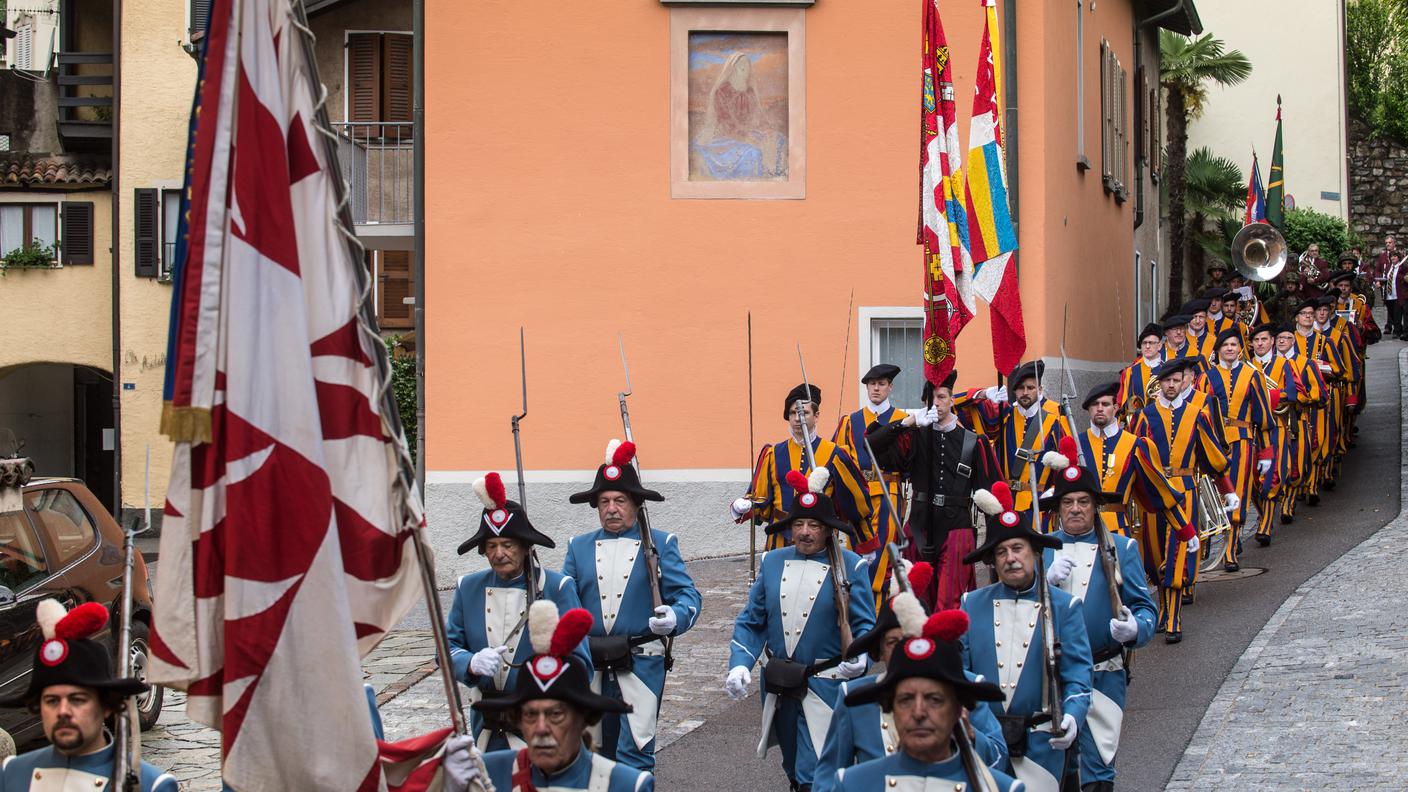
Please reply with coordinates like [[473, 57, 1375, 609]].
[[1160, 31, 1252, 305], [1182, 147, 1244, 287]]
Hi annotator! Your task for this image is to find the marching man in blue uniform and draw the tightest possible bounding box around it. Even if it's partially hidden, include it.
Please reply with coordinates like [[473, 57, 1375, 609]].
[[1039, 445, 1158, 792], [835, 609, 1025, 792], [813, 561, 1008, 792], [0, 600, 177, 791], [475, 601, 653, 792], [562, 439, 701, 773], [961, 482, 1093, 792], [726, 469, 878, 792], [446, 471, 591, 750]]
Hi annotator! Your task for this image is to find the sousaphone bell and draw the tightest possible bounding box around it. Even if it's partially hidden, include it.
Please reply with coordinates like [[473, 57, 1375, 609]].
[[1231, 222, 1288, 282]]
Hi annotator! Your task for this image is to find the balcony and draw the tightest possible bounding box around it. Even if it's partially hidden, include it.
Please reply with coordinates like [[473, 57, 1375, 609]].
[[333, 122, 413, 249], [55, 50, 113, 153]]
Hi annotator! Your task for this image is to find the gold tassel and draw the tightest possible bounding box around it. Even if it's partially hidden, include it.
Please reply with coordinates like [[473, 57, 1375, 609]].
[[160, 403, 213, 444]]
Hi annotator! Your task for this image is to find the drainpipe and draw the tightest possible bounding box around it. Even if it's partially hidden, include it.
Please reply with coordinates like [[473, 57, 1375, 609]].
[[110, 0, 123, 519], [413, 0, 425, 496]]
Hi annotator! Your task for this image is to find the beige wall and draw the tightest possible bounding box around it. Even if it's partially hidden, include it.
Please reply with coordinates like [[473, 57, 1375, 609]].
[[0, 191, 113, 373], [117, 0, 197, 511], [424, 0, 1149, 474], [1188, 0, 1348, 220]]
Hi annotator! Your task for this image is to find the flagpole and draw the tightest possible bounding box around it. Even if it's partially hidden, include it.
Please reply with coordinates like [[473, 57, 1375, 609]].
[[288, 0, 466, 734]]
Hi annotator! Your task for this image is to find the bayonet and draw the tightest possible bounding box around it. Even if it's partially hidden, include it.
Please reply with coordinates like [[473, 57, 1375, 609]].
[[510, 328, 539, 605]]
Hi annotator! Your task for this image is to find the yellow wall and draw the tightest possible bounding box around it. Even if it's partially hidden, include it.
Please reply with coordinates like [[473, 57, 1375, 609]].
[[0, 191, 113, 373], [424, 0, 1145, 473], [116, 0, 197, 510]]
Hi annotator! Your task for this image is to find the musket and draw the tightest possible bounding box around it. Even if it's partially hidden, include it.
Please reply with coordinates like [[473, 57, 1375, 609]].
[[798, 346, 853, 652], [112, 449, 150, 791], [617, 335, 664, 614], [747, 312, 758, 582], [955, 719, 999, 792], [1027, 450, 1065, 740], [1058, 322, 1124, 619], [511, 328, 540, 606], [862, 434, 910, 600]]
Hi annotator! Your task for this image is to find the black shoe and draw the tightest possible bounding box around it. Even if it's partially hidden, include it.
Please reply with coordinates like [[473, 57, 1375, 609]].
[[1083, 783, 1115, 792], [1181, 591, 1194, 605], [1281, 514, 1294, 524], [1224, 562, 1240, 572], [1309, 494, 1321, 506], [1324, 480, 1336, 491], [1255, 534, 1272, 546], [1166, 631, 1182, 644]]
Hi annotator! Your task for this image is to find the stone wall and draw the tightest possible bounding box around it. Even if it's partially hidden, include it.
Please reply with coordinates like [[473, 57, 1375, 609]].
[[1350, 118, 1408, 244]]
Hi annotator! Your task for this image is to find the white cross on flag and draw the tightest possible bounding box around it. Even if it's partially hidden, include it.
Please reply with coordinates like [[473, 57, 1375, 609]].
[[153, 0, 425, 789]]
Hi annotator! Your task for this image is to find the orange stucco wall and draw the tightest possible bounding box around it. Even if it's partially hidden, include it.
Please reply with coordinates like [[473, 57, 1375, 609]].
[[426, 1, 1141, 472]]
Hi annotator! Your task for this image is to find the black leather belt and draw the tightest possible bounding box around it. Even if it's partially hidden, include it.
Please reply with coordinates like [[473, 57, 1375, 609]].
[[913, 492, 971, 507], [1093, 645, 1125, 664]]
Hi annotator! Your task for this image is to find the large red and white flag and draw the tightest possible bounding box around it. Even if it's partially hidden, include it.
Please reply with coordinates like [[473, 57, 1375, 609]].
[[154, 0, 423, 789]]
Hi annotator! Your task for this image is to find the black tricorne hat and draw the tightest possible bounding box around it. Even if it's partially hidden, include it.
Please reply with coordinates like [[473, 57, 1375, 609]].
[[6, 600, 147, 707], [844, 610, 1003, 712], [963, 482, 1062, 564], [846, 562, 933, 661], [568, 440, 664, 507], [472, 602, 631, 717], [459, 472, 555, 555], [1136, 323, 1163, 345], [862, 364, 901, 384], [783, 383, 822, 420], [764, 467, 858, 539], [1081, 381, 1119, 410]]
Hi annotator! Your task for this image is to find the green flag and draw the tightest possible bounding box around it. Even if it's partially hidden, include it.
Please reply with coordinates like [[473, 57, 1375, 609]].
[[1266, 95, 1285, 229]]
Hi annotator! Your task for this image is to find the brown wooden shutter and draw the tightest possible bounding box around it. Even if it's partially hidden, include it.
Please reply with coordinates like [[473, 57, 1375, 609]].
[[383, 34, 413, 125], [190, 0, 213, 35], [134, 189, 159, 278], [378, 250, 413, 329], [347, 33, 382, 123], [61, 201, 94, 265]]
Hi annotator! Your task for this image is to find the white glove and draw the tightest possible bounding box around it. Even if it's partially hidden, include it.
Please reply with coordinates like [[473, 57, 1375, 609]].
[[1223, 492, 1241, 513], [1257, 459, 1272, 475], [441, 733, 482, 792], [836, 657, 869, 679], [648, 605, 677, 636], [1048, 713, 1079, 751], [984, 385, 1010, 403], [1187, 534, 1201, 553], [730, 497, 753, 519], [1046, 555, 1075, 587], [1109, 606, 1139, 644], [913, 406, 939, 427], [470, 646, 508, 678], [725, 665, 752, 700]]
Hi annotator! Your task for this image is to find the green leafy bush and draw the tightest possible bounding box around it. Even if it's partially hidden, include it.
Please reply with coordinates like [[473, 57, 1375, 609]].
[[388, 337, 418, 465], [1282, 207, 1364, 259]]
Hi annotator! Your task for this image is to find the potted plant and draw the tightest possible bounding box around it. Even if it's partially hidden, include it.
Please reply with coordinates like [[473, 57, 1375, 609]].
[[0, 242, 60, 274]]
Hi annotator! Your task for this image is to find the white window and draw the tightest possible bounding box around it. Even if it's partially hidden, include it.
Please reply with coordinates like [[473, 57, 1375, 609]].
[[161, 189, 182, 279], [0, 203, 59, 259], [858, 307, 926, 411]]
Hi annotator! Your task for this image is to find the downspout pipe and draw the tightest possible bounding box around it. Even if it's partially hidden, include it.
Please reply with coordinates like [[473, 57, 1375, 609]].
[[413, 0, 426, 496], [110, 0, 123, 519]]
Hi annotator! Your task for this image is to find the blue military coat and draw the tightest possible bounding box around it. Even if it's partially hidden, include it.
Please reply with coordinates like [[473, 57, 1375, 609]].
[[1, 743, 177, 791], [961, 579, 1092, 792], [483, 747, 652, 792], [836, 748, 1025, 792], [730, 546, 877, 786], [1045, 528, 1156, 784]]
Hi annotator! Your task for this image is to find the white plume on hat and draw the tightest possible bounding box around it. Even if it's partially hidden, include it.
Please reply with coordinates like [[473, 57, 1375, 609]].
[[36, 599, 65, 641], [604, 439, 622, 465], [528, 600, 560, 655], [891, 590, 927, 638], [972, 488, 1002, 517], [1042, 450, 1070, 470], [807, 467, 830, 495], [472, 476, 494, 509]]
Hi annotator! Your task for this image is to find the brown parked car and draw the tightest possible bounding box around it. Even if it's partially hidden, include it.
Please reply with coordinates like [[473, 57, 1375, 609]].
[[0, 477, 162, 746]]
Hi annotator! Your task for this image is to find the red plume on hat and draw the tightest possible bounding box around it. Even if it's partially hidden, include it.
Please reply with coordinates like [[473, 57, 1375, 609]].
[[907, 561, 933, 597], [473, 472, 508, 510], [923, 609, 970, 642], [612, 441, 637, 468], [785, 470, 809, 493], [974, 481, 1021, 527]]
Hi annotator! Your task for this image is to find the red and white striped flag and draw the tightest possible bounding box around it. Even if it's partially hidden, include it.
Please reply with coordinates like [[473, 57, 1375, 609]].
[[153, 0, 424, 789]]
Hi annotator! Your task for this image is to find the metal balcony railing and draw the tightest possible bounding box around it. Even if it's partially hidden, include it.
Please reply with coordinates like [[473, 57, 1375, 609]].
[[332, 122, 413, 225]]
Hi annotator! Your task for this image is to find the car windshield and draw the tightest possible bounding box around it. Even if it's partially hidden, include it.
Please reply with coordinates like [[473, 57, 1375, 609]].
[[0, 511, 49, 593]]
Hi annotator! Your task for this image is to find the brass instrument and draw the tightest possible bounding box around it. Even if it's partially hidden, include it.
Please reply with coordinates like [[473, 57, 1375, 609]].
[[1195, 474, 1233, 572], [1233, 223, 1289, 282], [1297, 249, 1320, 283]]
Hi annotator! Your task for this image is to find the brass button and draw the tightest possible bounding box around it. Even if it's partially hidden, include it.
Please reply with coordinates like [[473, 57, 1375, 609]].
[[995, 641, 1002, 647], [802, 612, 809, 618], [888, 780, 897, 788], [998, 661, 1004, 668], [995, 621, 1001, 627]]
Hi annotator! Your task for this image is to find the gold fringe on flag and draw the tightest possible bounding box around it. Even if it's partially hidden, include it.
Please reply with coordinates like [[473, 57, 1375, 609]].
[[160, 402, 213, 444]]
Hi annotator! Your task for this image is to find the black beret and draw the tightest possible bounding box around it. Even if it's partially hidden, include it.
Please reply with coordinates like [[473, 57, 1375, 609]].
[[1327, 271, 1356, 285], [1161, 314, 1192, 329], [1137, 323, 1163, 345], [1214, 327, 1244, 350], [1180, 298, 1211, 314], [1250, 322, 1278, 338], [862, 363, 901, 384], [1152, 357, 1200, 379], [783, 383, 821, 419], [1200, 287, 1232, 301], [1274, 322, 1296, 336], [1294, 298, 1320, 313], [1081, 381, 1120, 410]]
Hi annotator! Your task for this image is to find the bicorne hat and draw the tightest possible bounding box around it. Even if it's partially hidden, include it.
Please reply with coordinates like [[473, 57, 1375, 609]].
[[845, 562, 933, 661], [764, 467, 858, 539], [963, 481, 1063, 564], [457, 472, 555, 555], [1037, 436, 1103, 511], [844, 609, 1003, 712], [568, 440, 664, 507], [5, 600, 147, 707], [472, 601, 631, 717]]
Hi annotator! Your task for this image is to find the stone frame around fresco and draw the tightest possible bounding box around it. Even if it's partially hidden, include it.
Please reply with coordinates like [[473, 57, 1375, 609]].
[[669, 7, 806, 199]]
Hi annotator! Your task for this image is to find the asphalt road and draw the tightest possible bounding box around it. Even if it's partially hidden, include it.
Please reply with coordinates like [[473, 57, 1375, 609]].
[[657, 339, 1404, 792]]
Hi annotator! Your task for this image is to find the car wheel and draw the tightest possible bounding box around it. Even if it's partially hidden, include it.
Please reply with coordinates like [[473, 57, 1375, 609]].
[[129, 621, 164, 731]]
